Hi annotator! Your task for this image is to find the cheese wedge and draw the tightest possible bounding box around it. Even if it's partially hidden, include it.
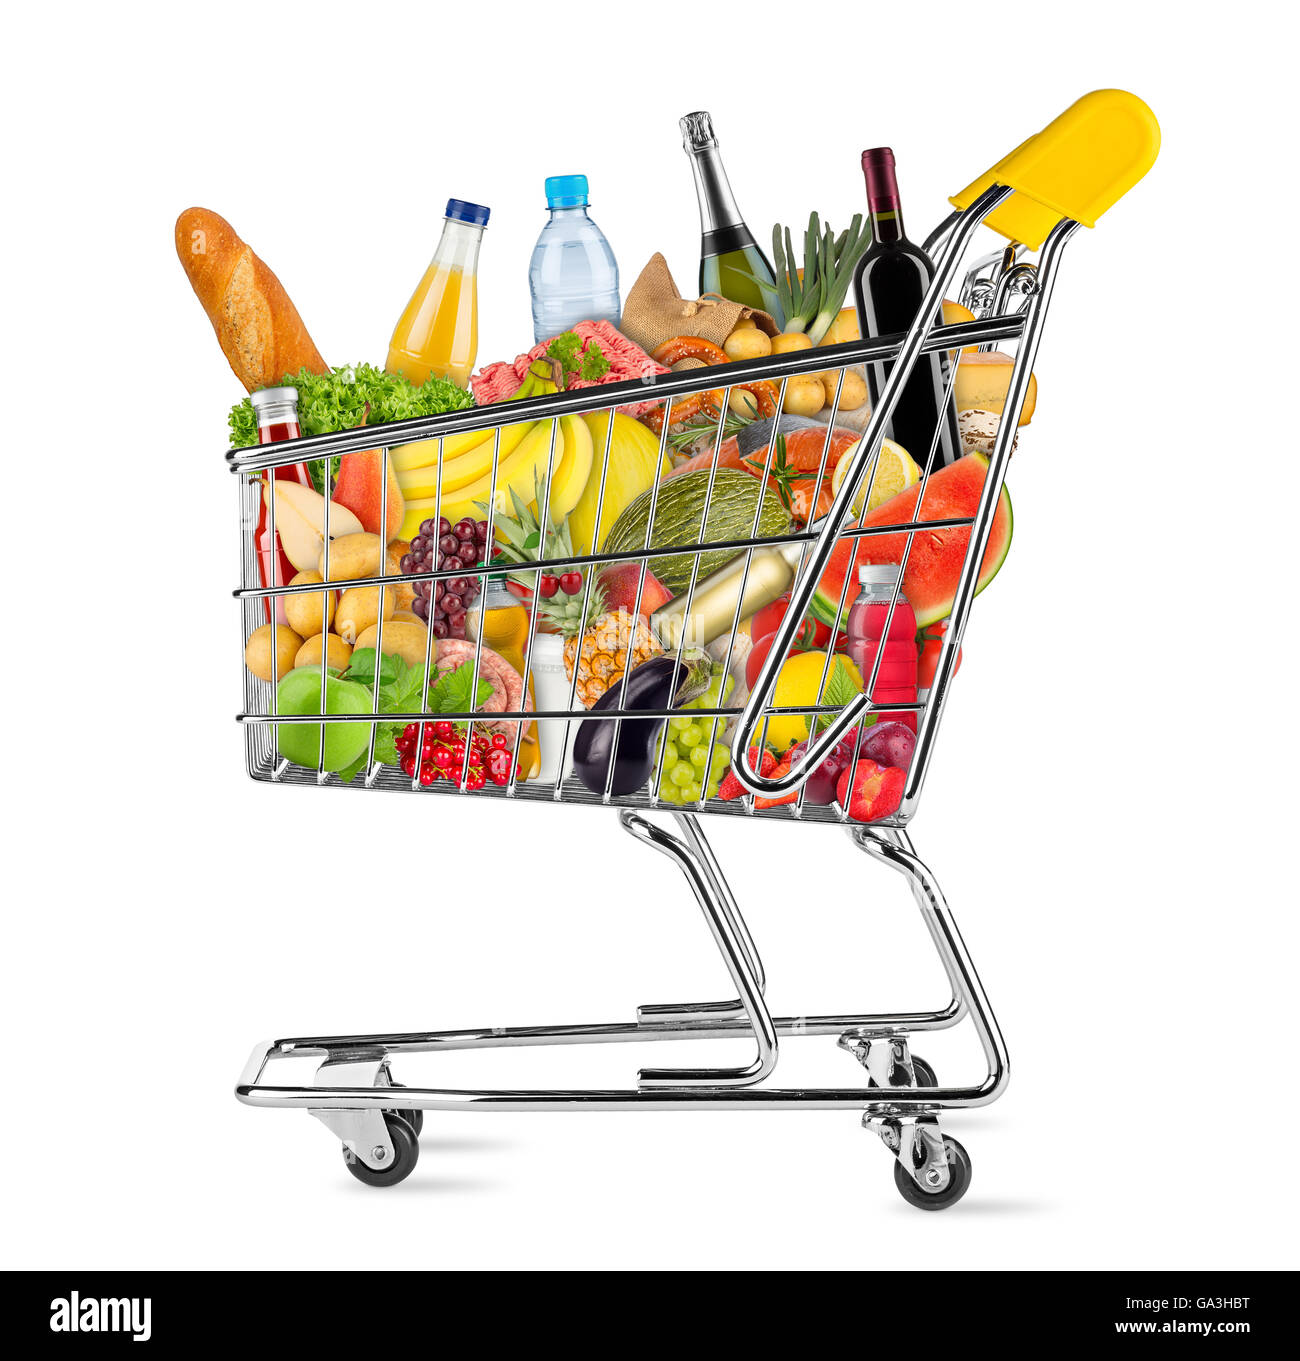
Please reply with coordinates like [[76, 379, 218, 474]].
[[954, 351, 1037, 426]]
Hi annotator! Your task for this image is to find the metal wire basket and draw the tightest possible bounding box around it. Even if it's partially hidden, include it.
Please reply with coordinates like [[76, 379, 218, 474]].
[[231, 189, 1060, 830]]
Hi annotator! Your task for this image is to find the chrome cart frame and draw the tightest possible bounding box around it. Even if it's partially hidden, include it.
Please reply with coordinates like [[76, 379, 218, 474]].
[[230, 186, 1080, 1207]]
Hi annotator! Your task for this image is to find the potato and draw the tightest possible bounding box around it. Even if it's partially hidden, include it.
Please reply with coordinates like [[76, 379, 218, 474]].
[[782, 375, 825, 416], [771, 332, 814, 355], [320, 532, 383, 583], [354, 620, 432, 669], [723, 327, 772, 362], [245, 623, 302, 682], [334, 585, 396, 644], [283, 569, 336, 637], [820, 368, 868, 411], [731, 314, 757, 330], [386, 539, 415, 611], [391, 609, 423, 625], [294, 632, 353, 671]]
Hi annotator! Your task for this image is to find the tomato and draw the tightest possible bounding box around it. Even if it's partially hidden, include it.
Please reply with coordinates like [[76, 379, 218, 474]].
[[745, 626, 849, 689], [750, 592, 835, 649], [917, 621, 964, 690]]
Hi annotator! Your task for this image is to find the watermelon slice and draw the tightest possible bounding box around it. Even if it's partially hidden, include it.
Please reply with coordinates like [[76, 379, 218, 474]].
[[812, 452, 1012, 630]]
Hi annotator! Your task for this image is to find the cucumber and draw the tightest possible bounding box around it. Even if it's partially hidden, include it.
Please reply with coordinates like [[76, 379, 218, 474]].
[[603, 469, 792, 593]]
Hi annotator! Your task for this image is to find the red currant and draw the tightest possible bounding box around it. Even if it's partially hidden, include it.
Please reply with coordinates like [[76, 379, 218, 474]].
[[401, 754, 417, 777], [402, 723, 420, 742], [538, 574, 560, 599], [486, 749, 513, 780], [395, 735, 412, 755], [419, 764, 437, 787], [433, 720, 455, 741], [431, 745, 453, 770], [490, 770, 509, 786], [559, 571, 583, 595], [490, 733, 509, 750], [466, 770, 486, 791]]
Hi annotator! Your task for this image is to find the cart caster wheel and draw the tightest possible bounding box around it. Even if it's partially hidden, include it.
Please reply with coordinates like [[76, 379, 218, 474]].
[[343, 1114, 419, 1188], [893, 1134, 971, 1211], [384, 1081, 424, 1137], [867, 1055, 937, 1089]]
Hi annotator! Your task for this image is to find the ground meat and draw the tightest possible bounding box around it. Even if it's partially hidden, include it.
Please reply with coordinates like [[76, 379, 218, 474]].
[[471, 320, 668, 419]]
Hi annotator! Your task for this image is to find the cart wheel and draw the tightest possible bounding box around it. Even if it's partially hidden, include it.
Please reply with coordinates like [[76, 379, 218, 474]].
[[343, 1114, 419, 1188], [384, 1081, 424, 1137], [893, 1134, 971, 1211], [911, 1056, 937, 1088], [867, 1055, 937, 1089]]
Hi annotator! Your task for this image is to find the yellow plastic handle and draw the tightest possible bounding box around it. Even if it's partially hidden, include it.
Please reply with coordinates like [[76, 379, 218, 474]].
[[950, 90, 1160, 248]]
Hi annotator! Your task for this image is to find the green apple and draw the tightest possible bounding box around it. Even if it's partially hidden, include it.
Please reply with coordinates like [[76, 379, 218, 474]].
[[275, 666, 375, 772]]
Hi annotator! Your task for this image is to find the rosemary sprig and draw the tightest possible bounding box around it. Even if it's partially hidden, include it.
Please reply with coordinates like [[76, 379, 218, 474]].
[[667, 393, 763, 452]]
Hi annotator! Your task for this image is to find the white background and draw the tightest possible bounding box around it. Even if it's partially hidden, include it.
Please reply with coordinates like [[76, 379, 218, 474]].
[[2, 0, 1296, 1272]]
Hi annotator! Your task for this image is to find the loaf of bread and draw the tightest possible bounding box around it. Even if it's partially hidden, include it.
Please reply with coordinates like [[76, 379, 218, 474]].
[[175, 207, 328, 391]]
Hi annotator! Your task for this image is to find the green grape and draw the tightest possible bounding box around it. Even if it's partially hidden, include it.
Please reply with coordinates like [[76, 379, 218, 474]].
[[659, 782, 683, 804], [689, 745, 708, 770], [682, 780, 702, 802], [669, 715, 691, 732], [670, 762, 694, 788], [679, 725, 703, 749]]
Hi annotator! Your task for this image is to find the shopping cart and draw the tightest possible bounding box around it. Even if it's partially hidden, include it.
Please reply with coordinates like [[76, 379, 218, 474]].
[[230, 92, 1157, 1206]]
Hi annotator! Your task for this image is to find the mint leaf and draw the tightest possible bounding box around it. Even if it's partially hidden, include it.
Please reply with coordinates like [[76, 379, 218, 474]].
[[428, 661, 494, 716], [814, 656, 863, 733]]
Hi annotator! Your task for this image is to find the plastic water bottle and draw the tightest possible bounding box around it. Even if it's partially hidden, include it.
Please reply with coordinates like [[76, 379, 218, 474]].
[[528, 175, 621, 343]]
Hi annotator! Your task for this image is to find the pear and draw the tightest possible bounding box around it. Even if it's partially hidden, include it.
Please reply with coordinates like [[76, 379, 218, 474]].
[[263, 481, 364, 573]]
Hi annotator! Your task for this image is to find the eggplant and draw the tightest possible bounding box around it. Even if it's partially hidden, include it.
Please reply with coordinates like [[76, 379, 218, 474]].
[[573, 655, 709, 796], [735, 414, 824, 459]]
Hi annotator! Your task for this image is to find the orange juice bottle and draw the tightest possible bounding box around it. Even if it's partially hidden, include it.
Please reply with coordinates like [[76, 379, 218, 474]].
[[465, 579, 542, 781], [386, 199, 488, 388]]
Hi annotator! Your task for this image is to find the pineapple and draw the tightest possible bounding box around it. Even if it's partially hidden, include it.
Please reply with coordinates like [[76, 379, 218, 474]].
[[543, 584, 661, 708], [491, 478, 661, 708]]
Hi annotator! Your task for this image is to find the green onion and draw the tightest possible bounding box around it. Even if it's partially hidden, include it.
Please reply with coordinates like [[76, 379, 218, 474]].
[[745, 212, 872, 342]]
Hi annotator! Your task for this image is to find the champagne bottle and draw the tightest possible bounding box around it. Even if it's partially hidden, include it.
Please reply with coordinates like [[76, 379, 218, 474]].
[[680, 111, 783, 326], [852, 147, 960, 471]]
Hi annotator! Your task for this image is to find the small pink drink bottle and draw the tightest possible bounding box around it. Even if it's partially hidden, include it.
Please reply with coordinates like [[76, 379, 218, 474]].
[[846, 565, 919, 734]]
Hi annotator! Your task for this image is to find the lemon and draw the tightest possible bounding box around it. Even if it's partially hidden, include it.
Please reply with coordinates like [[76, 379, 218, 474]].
[[831, 437, 921, 517], [765, 651, 864, 751]]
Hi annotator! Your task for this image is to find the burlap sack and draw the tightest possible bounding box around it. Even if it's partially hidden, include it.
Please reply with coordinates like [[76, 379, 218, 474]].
[[619, 253, 778, 361]]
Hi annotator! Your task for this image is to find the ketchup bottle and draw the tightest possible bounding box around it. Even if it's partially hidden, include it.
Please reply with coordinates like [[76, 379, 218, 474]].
[[252, 386, 314, 624], [846, 565, 919, 734]]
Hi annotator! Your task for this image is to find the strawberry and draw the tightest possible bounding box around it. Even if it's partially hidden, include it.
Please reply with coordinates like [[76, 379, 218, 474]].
[[836, 759, 907, 823], [753, 754, 797, 809], [717, 747, 777, 801]]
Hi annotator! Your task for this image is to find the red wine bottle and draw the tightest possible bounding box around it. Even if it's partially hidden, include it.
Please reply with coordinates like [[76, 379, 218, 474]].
[[852, 148, 960, 471]]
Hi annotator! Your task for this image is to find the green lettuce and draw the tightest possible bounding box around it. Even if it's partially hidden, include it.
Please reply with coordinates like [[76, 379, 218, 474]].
[[229, 363, 475, 490]]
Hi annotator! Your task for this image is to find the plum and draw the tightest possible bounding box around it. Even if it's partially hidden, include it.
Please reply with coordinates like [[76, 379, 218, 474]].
[[785, 733, 858, 805], [858, 721, 916, 773]]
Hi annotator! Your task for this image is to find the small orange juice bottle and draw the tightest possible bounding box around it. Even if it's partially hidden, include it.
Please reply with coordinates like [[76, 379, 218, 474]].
[[386, 199, 488, 389]]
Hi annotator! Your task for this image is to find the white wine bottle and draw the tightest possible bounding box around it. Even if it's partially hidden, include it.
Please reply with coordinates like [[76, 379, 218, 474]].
[[681, 111, 783, 326]]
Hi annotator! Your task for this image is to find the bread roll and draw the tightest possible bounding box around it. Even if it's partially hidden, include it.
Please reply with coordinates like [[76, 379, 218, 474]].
[[174, 207, 328, 392]]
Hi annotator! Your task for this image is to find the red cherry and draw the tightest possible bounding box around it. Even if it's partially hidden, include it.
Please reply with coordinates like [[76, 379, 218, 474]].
[[537, 575, 560, 599], [559, 571, 583, 595]]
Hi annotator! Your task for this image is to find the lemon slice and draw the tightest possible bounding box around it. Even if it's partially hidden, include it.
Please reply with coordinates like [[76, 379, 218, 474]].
[[831, 437, 921, 516]]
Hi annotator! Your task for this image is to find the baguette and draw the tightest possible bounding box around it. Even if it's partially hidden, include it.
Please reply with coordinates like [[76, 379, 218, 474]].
[[175, 207, 328, 392]]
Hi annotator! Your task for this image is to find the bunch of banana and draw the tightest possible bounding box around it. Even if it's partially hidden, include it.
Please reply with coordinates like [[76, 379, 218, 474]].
[[395, 364, 595, 540]]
